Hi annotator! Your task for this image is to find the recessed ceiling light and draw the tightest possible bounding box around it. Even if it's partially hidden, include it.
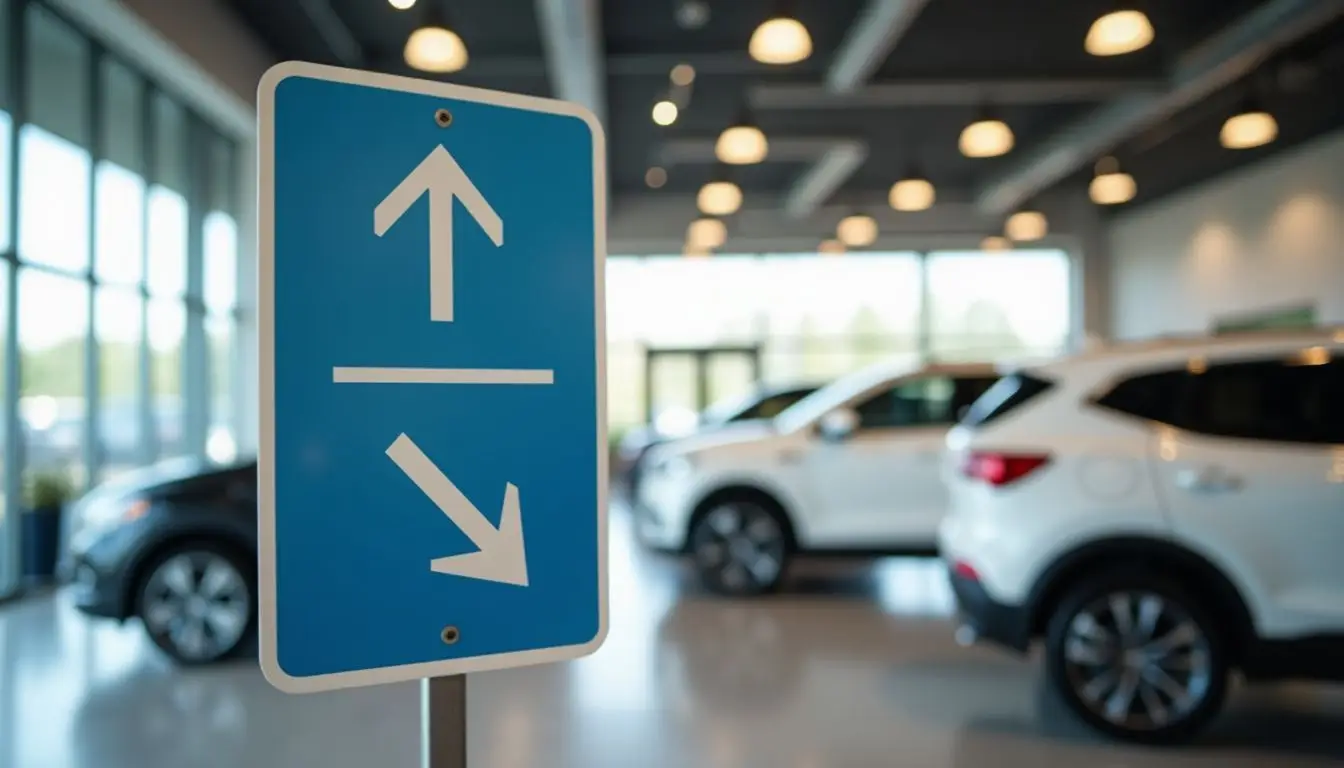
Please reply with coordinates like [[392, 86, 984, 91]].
[[675, 0, 710, 30], [645, 166, 668, 189], [389, 0, 416, 9], [1085, 9, 1154, 57], [652, 100, 679, 126], [670, 63, 696, 87]]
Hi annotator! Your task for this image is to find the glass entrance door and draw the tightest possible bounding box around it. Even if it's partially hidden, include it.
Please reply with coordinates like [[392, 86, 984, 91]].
[[643, 346, 761, 436]]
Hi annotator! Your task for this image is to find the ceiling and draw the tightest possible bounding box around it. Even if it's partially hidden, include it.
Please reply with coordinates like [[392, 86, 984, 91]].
[[225, 0, 1344, 250]]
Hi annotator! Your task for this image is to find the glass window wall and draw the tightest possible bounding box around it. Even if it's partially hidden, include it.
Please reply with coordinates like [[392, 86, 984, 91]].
[[0, 0, 249, 598]]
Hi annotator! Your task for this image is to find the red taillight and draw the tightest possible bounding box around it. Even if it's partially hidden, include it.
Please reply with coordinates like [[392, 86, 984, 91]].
[[952, 559, 980, 582], [961, 451, 1050, 487]]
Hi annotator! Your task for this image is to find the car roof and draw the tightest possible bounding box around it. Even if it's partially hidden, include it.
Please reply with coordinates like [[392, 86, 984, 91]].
[[1024, 327, 1343, 382]]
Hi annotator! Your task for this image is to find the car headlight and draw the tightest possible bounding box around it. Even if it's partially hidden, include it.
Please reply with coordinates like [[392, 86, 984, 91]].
[[68, 497, 151, 549], [649, 454, 695, 479]]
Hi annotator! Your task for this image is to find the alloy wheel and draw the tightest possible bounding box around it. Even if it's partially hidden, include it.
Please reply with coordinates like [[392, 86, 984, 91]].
[[142, 551, 252, 663], [691, 502, 787, 594], [1061, 590, 1213, 732]]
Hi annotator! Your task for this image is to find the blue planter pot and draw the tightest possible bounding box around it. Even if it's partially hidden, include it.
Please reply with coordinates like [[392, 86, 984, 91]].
[[22, 505, 64, 580]]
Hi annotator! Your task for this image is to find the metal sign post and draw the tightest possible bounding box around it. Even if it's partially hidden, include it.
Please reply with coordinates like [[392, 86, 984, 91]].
[[421, 676, 466, 768]]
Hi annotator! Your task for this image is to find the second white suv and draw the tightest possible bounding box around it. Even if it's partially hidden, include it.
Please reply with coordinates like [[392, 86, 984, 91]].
[[635, 360, 999, 595], [939, 329, 1344, 743]]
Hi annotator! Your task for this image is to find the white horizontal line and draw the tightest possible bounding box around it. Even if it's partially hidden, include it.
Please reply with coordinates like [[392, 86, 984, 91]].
[[332, 367, 555, 385]]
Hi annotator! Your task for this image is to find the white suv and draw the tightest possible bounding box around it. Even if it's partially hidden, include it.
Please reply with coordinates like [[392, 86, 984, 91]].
[[939, 329, 1344, 743], [635, 360, 999, 595]]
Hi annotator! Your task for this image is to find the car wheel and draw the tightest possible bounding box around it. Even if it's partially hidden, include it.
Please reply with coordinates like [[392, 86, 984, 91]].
[[137, 543, 255, 665], [1044, 569, 1229, 744], [688, 496, 790, 596]]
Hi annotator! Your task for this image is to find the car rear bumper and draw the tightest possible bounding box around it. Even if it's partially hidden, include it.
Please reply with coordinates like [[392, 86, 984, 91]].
[[948, 565, 1032, 654]]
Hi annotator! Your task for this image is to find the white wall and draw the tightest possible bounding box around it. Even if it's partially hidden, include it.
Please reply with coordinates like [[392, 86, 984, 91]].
[[1109, 129, 1344, 340], [50, 0, 273, 452]]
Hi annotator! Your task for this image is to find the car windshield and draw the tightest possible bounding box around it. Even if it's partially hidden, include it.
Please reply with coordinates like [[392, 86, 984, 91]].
[[773, 359, 919, 433], [700, 386, 815, 427]]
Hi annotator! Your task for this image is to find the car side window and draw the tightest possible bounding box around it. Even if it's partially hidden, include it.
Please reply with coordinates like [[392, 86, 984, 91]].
[[1094, 368, 1192, 425], [1186, 359, 1337, 444], [852, 376, 956, 429], [1095, 357, 1342, 445], [951, 376, 1000, 421]]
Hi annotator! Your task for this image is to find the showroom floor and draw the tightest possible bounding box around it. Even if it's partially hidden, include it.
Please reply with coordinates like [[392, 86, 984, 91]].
[[1, 509, 1341, 768]]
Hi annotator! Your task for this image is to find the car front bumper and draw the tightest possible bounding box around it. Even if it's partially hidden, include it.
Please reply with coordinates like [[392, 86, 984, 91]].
[[632, 470, 696, 552]]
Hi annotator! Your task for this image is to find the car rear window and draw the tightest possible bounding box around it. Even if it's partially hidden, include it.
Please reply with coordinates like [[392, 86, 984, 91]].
[[959, 372, 1054, 428]]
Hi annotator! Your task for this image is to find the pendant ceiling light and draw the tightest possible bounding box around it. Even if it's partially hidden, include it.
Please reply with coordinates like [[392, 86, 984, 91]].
[[889, 166, 936, 212], [749, 1, 812, 65], [1085, 7, 1155, 57], [818, 239, 846, 255], [980, 235, 1011, 252], [959, 107, 1014, 158], [716, 110, 769, 165], [1005, 210, 1048, 242], [697, 166, 743, 216], [687, 217, 728, 249], [837, 213, 878, 248], [405, 4, 468, 73], [1089, 156, 1136, 205], [1220, 97, 1278, 150]]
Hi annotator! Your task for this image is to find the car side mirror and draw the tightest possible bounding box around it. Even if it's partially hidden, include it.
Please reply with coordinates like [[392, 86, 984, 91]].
[[818, 409, 860, 442]]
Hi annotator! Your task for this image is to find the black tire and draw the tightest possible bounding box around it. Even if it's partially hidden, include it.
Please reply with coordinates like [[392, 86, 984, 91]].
[[1043, 568, 1230, 744], [687, 493, 791, 596], [136, 541, 256, 665]]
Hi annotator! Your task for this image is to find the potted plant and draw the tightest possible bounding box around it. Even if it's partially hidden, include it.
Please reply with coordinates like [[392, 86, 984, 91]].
[[22, 469, 76, 581]]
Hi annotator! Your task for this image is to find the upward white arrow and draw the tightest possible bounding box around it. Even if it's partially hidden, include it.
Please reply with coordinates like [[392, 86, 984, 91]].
[[374, 145, 504, 323], [385, 433, 529, 587]]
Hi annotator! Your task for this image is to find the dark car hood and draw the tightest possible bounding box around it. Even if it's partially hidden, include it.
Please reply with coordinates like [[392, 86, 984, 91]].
[[82, 456, 257, 503]]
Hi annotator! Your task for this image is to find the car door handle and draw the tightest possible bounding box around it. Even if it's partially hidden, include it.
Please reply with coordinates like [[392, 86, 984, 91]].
[[1175, 466, 1241, 493]]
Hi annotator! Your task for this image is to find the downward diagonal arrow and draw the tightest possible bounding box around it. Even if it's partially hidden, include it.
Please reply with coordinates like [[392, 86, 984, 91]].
[[385, 433, 529, 587]]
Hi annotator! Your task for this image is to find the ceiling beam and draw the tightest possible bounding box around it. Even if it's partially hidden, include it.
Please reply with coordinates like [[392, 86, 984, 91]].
[[751, 77, 1165, 109], [608, 193, 1000, 255], [296, 0, 364, 67], [826, 0, 931, 92], [535, 0, 607, 124], [657, 136, 866, 166], [605, 52, 823, 77], [976, 0, 1344, 216], [784, 142, 870, 218], [783, 0, 927, 217]]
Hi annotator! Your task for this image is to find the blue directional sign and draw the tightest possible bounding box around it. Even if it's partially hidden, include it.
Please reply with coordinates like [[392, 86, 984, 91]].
[[257, 62, 607, 693]]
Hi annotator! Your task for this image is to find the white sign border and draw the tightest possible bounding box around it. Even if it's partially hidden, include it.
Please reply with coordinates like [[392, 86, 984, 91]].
[[256, 60, 609, 694]]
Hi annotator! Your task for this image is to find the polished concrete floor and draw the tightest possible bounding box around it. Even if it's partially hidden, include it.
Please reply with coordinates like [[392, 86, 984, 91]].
[[2, 508, 1342, 768]]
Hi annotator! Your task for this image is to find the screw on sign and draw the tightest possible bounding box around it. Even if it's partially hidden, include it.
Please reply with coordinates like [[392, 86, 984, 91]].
[[258, 62, 608, 767]]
